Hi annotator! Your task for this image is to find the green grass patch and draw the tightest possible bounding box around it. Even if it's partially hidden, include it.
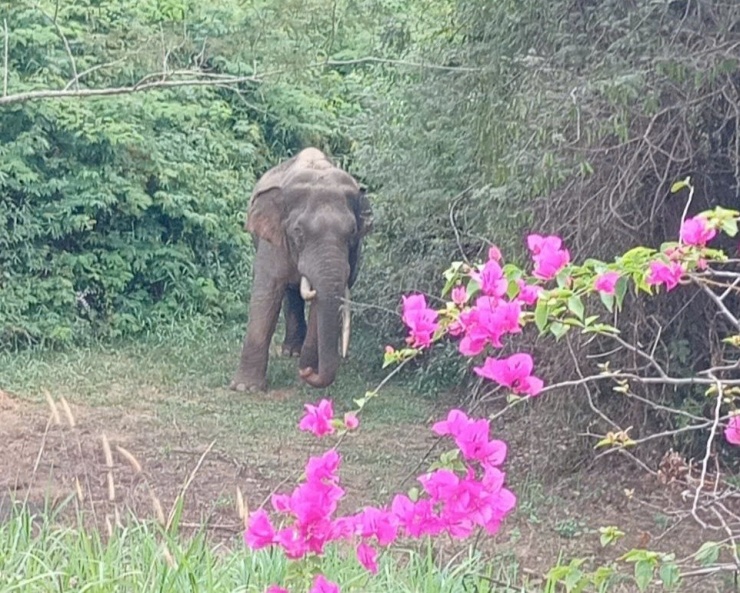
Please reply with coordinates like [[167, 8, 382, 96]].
[[0, 501, 529, 593]]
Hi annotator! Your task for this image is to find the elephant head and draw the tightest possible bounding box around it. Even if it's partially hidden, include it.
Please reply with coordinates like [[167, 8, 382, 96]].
[[245, 148, 373, 388]]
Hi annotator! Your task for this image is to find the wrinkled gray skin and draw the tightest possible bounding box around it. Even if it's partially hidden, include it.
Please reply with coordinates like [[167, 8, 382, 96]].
[[229, 148, 373, 391]]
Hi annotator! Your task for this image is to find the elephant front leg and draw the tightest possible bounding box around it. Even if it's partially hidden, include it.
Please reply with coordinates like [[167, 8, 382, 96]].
[[230, 277, 284, 393], [281, 286, 307, 357]]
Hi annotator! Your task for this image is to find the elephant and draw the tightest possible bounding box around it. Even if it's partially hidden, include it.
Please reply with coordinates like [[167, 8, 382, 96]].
[[229, 147, 373, 392]]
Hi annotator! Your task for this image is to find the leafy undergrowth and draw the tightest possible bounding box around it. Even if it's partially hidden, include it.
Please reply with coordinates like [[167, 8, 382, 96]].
[[0, 319, 733, 591]]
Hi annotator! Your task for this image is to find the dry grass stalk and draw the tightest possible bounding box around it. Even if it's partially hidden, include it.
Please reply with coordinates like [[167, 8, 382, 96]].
[[107, 471, 115, 501], [58, 396, 76, 428], [43, 389, 61, 425], [151, 491, 165, 525], [101, 433, 113, 468], [161, 544, 177, 568], [115, 445, 142, 473], [166, 439, 215, 530], [235, 486, 246, 520], [75, 477, 84, 502]]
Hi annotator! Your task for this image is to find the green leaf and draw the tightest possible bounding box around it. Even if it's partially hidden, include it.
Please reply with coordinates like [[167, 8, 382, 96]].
[[584, 315, 599, 326], [695, 541, 721, 566], [659, 563, 680, 590], [599, 526, 625, 547], [564, 567, 584, 591], [670, 177, 691, 193], [720, 217, 738, 237], [614, 276, 629, 311], [567, 295, 584, 320], [634, 559, 654, 592], [599, 290, 615, 313], [534, 298, 549, 333], [550, 321, 569, 340]]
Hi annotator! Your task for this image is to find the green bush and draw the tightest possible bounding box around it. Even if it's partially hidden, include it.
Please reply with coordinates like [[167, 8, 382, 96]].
[[0, 90, 265, 347]]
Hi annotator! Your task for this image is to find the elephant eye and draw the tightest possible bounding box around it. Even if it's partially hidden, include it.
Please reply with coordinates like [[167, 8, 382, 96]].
[[291, 225, 305, 247]]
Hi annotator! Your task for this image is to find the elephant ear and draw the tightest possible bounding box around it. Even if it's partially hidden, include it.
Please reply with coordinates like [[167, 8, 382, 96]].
[[354, 185, 374, 238], [245, 161, 293, 246], [246, 185, 285, 247]]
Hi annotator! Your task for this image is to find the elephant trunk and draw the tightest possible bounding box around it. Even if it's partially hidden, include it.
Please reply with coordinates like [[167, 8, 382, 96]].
[[299, 261, 348, 389]]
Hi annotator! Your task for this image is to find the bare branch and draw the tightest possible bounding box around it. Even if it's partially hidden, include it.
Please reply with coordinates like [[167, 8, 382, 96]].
[[0, 71, 261, 106], [692, 375, 724, 527], [0, 55, 484, 108]]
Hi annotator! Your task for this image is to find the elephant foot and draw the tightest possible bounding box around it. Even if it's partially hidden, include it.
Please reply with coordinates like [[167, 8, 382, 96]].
[[228, 374, 266, 393], [280, 343, 303, 358]]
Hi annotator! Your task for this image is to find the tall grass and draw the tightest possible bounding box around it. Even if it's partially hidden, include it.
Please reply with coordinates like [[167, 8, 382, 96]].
[[0, 501, 530, 593]]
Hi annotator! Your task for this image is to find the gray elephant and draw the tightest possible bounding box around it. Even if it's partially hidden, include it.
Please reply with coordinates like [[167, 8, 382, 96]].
[[229, 148, 373, 392]]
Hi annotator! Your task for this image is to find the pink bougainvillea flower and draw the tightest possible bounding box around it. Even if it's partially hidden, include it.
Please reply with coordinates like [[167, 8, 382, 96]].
[[305, 449, 341, 483], [527, 234, 570, 280], [401, 294, 439, 348], [309, 574, 341, 593], [646, 260, 684, 291], [244, 509, 276, 549], [353, 506, 399, 546], [266, 586, 290, 593], [680, 216, 716, 246], [725, 416, 740, 445], [516, 280, 543, 305], [391, 495, 442, 538], [458, 297, 522, 356], [431, 410, 507, 466], [418, 468, 460, 501], [357, 542, 379, 574], [343, 412, 359, 430], [526, 234, 561, 256], [273, 526, 308, 559], [432, 409, 471, 438], [664, 245, 687, 261], [289, 480, 344, 527], [456, 422, 507, 466], [451, 285, 468, 306], [447, 319, 465, 336], [488, 245, 502, 262], [298, 399, 335, 437], [594, 271, 620, 295], [470, 259, 508, 298], [474, 353, 544, 396]]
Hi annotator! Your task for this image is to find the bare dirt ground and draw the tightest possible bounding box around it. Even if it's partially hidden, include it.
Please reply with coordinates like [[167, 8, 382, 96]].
[[0, 378, 734, 591]]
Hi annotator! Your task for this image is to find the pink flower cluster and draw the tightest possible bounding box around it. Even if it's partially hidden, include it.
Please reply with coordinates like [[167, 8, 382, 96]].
[[401, 241, 551, 397], [246, 405, 516, 593], [298, 399, 359, 437], [680, 215, 716, 247], [401, 294, 439, 348], [646, 216, 716, 292], [527, 234, 570, 280]]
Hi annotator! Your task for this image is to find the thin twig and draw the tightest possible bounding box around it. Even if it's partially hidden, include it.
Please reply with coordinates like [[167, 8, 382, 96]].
[[692, 377, 724, 527]]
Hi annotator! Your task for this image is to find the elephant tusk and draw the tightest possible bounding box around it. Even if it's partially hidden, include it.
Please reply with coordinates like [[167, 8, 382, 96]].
[[300, 276, 317, 300], [340, 287, 351, 359]]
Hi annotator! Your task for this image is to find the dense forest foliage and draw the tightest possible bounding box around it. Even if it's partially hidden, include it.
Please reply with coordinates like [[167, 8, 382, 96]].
[[2, 0, 740, 442]]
